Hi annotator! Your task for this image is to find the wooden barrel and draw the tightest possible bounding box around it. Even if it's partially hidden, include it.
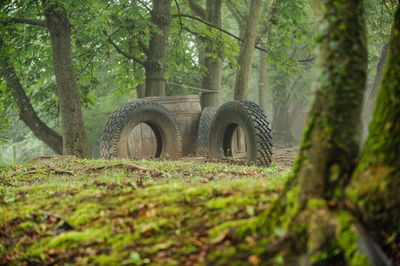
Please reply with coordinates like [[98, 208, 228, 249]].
[[127, 95, 201, 157]]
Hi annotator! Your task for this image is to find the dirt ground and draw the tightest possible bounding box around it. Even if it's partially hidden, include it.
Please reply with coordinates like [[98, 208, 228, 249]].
[[271, 147, 299, 168], [179, 147, 299, 169]]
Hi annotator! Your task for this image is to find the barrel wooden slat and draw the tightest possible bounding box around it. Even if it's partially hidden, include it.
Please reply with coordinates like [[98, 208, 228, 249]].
[[127, 95, 201, 157]]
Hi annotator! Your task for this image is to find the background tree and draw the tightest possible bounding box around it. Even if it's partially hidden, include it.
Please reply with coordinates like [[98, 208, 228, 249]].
[[229, 0, 262, 100], [259, 0, 314, 144], [105, 0, 172, 97], [0, 37, 63, 154], [1, 0, 91, 158], [42, 0, 91, 157], [187, 0, 224, 108]]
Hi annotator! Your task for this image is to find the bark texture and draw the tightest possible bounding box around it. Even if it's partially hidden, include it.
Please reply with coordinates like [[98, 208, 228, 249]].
[[295, 0, 367, 204], [233, 0, 262, 100], [261, 1, 373, 264], [145, 0, 172, 97], [0, 38, 63, 155], [43, 1, 91, 158], [361, 43, 389, 141], [348, 6, 400, 234], [200, 0, 223, 108]]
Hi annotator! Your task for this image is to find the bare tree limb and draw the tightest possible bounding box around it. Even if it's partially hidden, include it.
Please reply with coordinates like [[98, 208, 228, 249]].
[[172, 13, 270, 53], [5, 17, 47, 27], [136, 0, 151, 13], [173, 0, 184, 48], [226, 0, 244, 26], [103, 30, 146, 66]]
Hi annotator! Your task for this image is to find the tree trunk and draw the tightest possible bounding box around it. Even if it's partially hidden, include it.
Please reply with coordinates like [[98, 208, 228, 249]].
[[348, 6, 400, 235], [43, 1, 91, 158], [0, 38, 63, 155], [200, 0, 223, 108], [258, 50, 267, 114], [144, 0, 172, 97], [136, 83, 145, 98], [295, 0, 367, 204], [272, 99, 295, 144], [270, 71, 296, 144], [361, 43, 389, 141], [233, 0, 262, 100], [261, 1, 372, 264]]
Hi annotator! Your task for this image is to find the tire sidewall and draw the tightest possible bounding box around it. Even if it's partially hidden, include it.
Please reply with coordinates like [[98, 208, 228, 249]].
[[117, 108, 179, 158], [101, 101, 181, 159], [209, 102, 258, 164]]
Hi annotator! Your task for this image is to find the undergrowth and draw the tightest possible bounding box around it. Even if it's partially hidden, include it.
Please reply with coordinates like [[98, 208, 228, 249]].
[[0, 156, 289, 265]]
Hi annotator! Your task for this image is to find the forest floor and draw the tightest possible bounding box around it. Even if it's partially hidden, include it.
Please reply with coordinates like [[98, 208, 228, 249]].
[[0, 147, 296, 265], [1, 147, 398, 265]]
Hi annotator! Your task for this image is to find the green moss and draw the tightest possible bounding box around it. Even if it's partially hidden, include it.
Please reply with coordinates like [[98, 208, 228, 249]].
[[69, 202, 105, 227], [336, 211, 370, 266], [286, 186, 301, 220], [1, 158, 289, 265], [306, 198, 327, 210], [206, 195, 255, 209]]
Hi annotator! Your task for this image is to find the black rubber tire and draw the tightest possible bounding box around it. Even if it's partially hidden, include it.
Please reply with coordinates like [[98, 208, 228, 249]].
[[100, 100, 182, 159], [208, 100, 273, 166], [196, 107, 218, 155]]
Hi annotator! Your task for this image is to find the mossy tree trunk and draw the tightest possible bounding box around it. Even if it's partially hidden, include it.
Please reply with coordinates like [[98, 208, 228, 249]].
[[348, 5, 400, 236], [295, 0, 367, 204], [361, 42, 389, 141], [262, 0, 379, 264]]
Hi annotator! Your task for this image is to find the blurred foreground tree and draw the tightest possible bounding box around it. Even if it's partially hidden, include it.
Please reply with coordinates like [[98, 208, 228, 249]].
[[256, 0, 400, 264]]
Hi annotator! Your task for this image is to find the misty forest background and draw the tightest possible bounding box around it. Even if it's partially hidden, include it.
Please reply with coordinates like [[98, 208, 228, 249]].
[[0, 0, 394, 163]]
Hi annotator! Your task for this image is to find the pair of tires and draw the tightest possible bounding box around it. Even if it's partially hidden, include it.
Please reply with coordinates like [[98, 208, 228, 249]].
[[100, 99, 273, 166], [198, 100, 273, 166]]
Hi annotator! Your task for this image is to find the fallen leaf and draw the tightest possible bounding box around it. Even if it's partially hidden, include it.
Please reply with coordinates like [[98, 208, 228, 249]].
[[248, 255, 260, 265]]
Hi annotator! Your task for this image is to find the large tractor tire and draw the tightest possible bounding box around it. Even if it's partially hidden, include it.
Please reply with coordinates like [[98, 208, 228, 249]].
[[197, 107, 217, 155], [100, 101, 182, 159], [208, 100, 273, 166]]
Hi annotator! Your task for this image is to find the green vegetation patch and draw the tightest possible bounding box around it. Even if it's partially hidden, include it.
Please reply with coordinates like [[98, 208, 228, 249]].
[[0, 157, 289, 265]]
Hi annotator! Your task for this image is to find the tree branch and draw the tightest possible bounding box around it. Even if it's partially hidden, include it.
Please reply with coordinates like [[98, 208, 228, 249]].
[[172, 13, 268, 53], [136, 0, 151, 13], [226, 0, 244, 26], [5, 17, 47, 27], [103, 30, 145, 66]]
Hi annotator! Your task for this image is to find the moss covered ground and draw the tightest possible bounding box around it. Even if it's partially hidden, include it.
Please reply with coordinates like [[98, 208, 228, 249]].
[[0, 156, 290, 265]]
